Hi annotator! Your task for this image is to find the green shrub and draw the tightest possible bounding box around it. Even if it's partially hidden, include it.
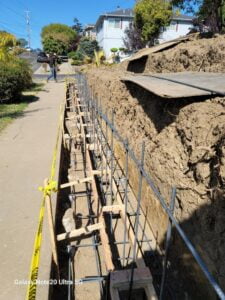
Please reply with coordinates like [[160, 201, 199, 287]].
[[0, 58, 32, 103], [68, 51, 83, 61], [71, 59, 83, 66], [78, 38, 99, 59], [68, 51, 76, 59], [110, 48, 118, 53]]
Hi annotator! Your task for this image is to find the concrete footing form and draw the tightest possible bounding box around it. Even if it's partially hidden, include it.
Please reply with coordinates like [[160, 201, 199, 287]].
[[48, 76, 225, 300]]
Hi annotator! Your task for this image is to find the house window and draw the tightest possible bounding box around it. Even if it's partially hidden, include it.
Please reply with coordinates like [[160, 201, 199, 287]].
[[108, 18, 121, 29], [169, 21, 177, 30]]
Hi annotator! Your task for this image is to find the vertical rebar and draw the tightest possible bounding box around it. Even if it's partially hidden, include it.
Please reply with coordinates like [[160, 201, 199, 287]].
[[128, 141, 145, 300], [67, 245, 75, 300], [105, 109, 109, 206], [122, 139, 129, 268], [159, 187, 176, 300], [110, 110, 115, 234], [99, 104, 104, 197], [68, 246, 71, 300], [93, 97, 97, 154]]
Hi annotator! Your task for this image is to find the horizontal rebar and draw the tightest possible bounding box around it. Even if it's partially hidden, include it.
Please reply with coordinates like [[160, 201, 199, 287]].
[[76, 74, 225, 300]]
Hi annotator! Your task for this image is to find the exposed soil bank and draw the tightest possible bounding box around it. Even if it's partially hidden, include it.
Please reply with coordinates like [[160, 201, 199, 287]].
[[86, 66, 225, 298], [122, 34, 225, 73]]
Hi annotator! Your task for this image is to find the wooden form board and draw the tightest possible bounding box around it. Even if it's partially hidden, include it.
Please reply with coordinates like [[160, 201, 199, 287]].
[[128, 36, 190, 62], [75, 92, 115, 272], [110, 268, 157, 300], [122, 72, 225, 99], [57, 223, 103, 241]]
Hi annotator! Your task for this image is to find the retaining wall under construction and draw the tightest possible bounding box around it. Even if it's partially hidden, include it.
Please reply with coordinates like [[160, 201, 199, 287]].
[[45, 76, 225, 300]]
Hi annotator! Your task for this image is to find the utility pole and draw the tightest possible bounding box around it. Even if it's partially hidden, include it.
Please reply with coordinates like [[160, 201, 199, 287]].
[[25, 10, 31, 49]]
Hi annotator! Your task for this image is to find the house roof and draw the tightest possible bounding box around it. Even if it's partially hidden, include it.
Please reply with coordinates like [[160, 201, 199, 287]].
[[95, 9, 193, 28], [95, 8, 133, 27], [84, 24, 95, 31], [107, 8, 134, 17]]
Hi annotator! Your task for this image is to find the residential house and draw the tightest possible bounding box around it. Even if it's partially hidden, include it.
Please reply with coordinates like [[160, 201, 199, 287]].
[[95, 8, 133, 59], [158, 14, 194, 43], [95, 9, 194, 58], [83, 24, 96, 40]]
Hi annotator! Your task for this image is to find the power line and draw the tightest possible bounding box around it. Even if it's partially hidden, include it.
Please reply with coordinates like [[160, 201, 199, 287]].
[[0, 17, 26, 29], [0, 1, 25, 19]]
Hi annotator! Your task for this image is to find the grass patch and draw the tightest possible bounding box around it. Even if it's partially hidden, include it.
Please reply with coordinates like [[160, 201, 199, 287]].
[[0, 82, 43, 133], [0, 102, 28, 132]]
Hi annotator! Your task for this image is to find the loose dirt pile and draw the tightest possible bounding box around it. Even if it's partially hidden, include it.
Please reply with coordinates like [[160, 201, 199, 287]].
[[86, 34, 225, 298], [123, 34, 225, 73]]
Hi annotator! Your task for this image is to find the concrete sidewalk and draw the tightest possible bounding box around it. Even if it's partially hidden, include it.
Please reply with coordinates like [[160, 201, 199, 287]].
[[0, 81, 65, 300]]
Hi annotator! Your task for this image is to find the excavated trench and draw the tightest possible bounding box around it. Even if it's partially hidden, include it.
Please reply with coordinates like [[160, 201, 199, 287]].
[[86, 68, 225, 299], [45, 73, 225, 300], [50, 79, 159, 300], [48, 34, 225, 299]]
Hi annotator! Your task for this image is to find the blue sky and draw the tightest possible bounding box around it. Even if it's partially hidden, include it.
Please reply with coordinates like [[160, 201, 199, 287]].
[[0, 0, 135, 49]]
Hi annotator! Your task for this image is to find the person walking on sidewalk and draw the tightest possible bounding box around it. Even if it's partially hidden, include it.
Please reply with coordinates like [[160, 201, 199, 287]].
[[47, 53, 57, 82]]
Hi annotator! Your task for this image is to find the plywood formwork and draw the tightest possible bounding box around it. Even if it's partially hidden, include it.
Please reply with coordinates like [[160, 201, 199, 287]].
[[122, 72, 225, 98]]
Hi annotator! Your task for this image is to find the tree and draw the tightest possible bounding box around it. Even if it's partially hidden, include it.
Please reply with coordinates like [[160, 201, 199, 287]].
[[78, 38, 99, 59], [123, 23, 145, 50], [42, 37, 68, 55], [70, 18, 83, 51], [172, 0, 225, 32], [72, 18, 83, 34], [171, 0, 200, 13], [41, 23, 77, 54], [134, 0, 172, 44], [17, 38, 28, 48], [0, 31, 16, 61]]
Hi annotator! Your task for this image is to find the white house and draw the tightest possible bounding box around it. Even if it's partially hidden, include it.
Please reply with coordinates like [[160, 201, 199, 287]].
[[158, 14, 194, 43], [95, 8, 134, 59], [95, 10, 194, 58]]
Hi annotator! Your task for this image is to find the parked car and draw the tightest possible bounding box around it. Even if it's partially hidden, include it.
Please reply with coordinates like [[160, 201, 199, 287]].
[[37, 52, 63, 64], [37, 52, 49, 63], [58, 55, 68, 62]]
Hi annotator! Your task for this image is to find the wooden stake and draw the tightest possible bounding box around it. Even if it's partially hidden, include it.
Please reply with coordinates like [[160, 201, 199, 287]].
[[57, 222, 103, 241], [44, 179, 60, 279]]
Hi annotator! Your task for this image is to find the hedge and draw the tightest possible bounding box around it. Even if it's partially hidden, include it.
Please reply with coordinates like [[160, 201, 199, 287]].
[[0, 58, 32, 103]]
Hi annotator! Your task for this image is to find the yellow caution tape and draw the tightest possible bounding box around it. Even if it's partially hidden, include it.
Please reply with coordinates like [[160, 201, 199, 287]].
[[38, 181, 58, 196], [25, 83, 67, 300]]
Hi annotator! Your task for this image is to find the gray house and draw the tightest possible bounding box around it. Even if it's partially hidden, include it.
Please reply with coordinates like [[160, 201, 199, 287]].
[[95, 8, 134, 58]]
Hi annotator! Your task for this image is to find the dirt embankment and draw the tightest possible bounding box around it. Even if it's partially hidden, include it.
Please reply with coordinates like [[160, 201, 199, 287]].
[[122, 34, 225, 73], [86, 35, 225, 298]]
